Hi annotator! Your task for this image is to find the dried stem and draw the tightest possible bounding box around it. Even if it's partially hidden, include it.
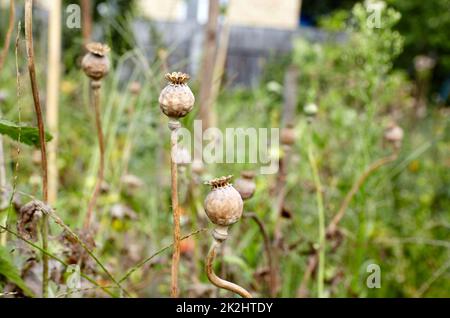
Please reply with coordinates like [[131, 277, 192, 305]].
[[169, 120, 181, 297], [271, 67, 299, 296], [198, 0, 220, 131], [0, 0, 15, 74], [80, 0, 92, 46], [245, 212, 276, 297], [297, 152, 398, 297], [25, 0, 49, 297], [0, 21, 22, 247], [84, 82, 105, 230], [46, 0, 61, 205], [206, 239, 252, 298]]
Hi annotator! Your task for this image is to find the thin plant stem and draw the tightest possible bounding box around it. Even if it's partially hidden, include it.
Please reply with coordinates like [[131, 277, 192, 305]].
[[0, 224, 116, 297], [206, 239, 252, 298], [84, 83, 105, 230], [0, 0, 15, 74], [46, 0, 61, 205], [119, 93, 138, 179], [80, 0, 92, 45], [169, 120, 181, 297], [327, 152, 398, 235], [198, 0, 220, 131], [307, 135, 325, 298], [25, 0, 49, 297], [0, 21, 22, 246], [56, 285, 116, 298], [119, 228, 207, 284], [44, 205, 129, 297], [245, 212, 276, 297], [416, 258, 450, 297], [298, 151, 398, 297]]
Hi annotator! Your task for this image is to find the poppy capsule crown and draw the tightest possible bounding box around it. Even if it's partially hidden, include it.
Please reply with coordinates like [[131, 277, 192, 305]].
[[204, 175, 243, 227], [159, 72, 195, 119], [81, 42, 110, 81]]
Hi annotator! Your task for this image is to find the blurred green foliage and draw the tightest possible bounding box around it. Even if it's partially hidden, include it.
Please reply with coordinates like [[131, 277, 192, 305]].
[[387, 0, 450, 97]]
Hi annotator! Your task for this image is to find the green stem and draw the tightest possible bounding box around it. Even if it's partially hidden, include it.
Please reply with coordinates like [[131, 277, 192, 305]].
[[307, 133, 325, 298], [41, 215, 49, 297]]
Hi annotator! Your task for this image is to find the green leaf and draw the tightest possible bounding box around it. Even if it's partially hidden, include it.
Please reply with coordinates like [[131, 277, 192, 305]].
[[0, 246, 35, 297], [0, 119, 52, 147]]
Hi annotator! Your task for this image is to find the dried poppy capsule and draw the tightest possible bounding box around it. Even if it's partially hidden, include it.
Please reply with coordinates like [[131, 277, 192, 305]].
[[159, 72, 195, 118], [384, 123, 404, 149], [81, 42, 110, 81], [234, 171, 256, 200], [280, 124, 296, 146], [204, 175, 243, 227]]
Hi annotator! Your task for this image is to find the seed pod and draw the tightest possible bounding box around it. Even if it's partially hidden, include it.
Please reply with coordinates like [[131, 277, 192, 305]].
[[32, 149, 41, 166], [384, 123, 404, 149], [304, 103, 318, 117], [81, 42, 110, 81], [129, 81, 141, 95], [280, 124, 296, 146], [234, 171, 256, 200], [204, 175, 243, 227], [192, 159, 205, 175], [414, 55, 435, 72], [0, 90, 7, 103], [159, 72, 195, 118]]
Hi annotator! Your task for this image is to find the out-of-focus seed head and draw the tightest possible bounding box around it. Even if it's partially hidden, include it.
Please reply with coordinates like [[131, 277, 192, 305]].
[[121, 174, 145, 189], [414, 55, 436, 72], [280, 124, 296, 146], [81, 42, 110, 81], [304, 103, 318, 117], [204, 175, 243, 227], [32, 150, 41, 166], [0, 90, 7, 104], [129, 81, 141, 95], [159, 72, 195, 119], [384, 123, 404, 149], [192, 159, 205, 175], [234, 171, 256, 200]]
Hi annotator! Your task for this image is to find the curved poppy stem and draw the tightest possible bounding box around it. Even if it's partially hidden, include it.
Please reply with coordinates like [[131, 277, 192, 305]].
[[206, 237, 252, 298]]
